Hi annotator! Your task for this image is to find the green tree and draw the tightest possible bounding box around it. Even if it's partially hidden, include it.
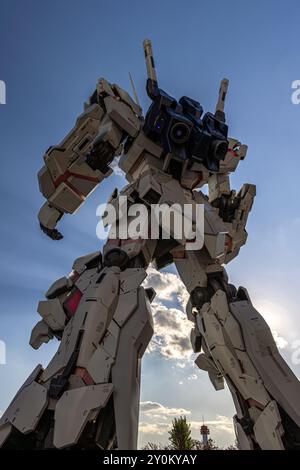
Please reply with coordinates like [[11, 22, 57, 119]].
[[141, 442, 171, 450], [168, 416, 194, 450], [193, 438, 219, 450], [225, 440, 238, 450], [203, 438, 219, 450]]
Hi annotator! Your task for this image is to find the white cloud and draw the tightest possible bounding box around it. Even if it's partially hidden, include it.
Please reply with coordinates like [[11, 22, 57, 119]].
[[139, 421, 169, 436], [140, 401, 191, 416], [187, 373, 198, 380], [190, 415, 235, 436], [139, 401, 192, 441], [145, 266, 189, 311], [176, 362, 187, 369], [109, 156, 125, 177], [144, 266, 194, 360], [272, 330, 288, 349], [148, 302, 193, 360]]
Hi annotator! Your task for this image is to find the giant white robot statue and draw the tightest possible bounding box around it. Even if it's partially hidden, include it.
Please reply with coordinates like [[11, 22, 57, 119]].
[[1, 40, 300, 450]]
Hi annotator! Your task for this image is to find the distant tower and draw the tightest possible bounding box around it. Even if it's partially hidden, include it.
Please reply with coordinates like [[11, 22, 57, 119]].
[[200, 416, 210, 448]]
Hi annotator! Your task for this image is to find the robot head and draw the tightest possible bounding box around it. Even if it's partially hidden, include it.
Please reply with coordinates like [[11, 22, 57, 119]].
[[142, 39, 229, 172]]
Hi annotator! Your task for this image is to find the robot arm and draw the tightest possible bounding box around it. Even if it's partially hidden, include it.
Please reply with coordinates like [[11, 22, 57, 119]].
[[38, 77, 142, 240], [208, 139, 256, 262], [208, 138, 248, 200]]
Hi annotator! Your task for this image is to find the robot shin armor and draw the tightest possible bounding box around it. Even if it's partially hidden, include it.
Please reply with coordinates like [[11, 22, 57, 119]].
[[191, 283, 300, 450]]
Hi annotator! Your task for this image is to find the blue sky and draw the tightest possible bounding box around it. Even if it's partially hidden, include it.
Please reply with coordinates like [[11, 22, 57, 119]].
[[0, 0, 300, 448]]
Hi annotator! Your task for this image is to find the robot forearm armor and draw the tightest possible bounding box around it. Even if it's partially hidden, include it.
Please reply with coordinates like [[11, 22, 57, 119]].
[[38, 78, 142, 240]]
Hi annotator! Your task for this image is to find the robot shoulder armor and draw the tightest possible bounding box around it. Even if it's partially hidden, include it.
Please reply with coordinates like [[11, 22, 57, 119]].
[[96, 77, 142, 117], [72, 251, 102, 274], [111, 83, 142, 117]]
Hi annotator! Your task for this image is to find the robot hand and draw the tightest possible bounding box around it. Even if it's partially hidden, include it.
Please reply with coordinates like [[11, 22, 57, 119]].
[[213, 184, 256, 226], [212, 190, 240, 223], [86, 138, 115, 174], [40, 223, 63, 241], [38, 202, 64, 240], [29, 319, 54, 349], [222, 184, 256, 262]]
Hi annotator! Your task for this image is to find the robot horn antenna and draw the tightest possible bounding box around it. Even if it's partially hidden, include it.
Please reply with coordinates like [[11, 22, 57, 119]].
[[129, 72, 141, 108], [215, 78, 229, 122], [143, 39, 159, 99]]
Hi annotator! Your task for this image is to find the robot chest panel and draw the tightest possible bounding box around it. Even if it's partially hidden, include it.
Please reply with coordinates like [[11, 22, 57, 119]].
[[119, 131, 164, 178], [120, 131, 206, 189]]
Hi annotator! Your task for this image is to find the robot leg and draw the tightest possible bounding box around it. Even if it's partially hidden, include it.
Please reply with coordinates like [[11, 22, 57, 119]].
[[190, 274, 300, 450], [0, 249, 154, 450]]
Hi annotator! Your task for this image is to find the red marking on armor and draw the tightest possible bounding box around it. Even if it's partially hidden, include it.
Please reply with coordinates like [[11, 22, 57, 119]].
[[64, 288, 83, 319], [121, 238, 144, 245], [106, 238, 144, 247], [225, 235, 233, 252], [64, 180, 84, 199], [53, 170, 99, 188], [83, 371, 94, 385], [106, 238, 121, 246], [228, 149, 239, 157], [75, 367, 95, 386], [170, 246, 186, 259], [195, 171, 203, 186], [247, 398, 264, 410]]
